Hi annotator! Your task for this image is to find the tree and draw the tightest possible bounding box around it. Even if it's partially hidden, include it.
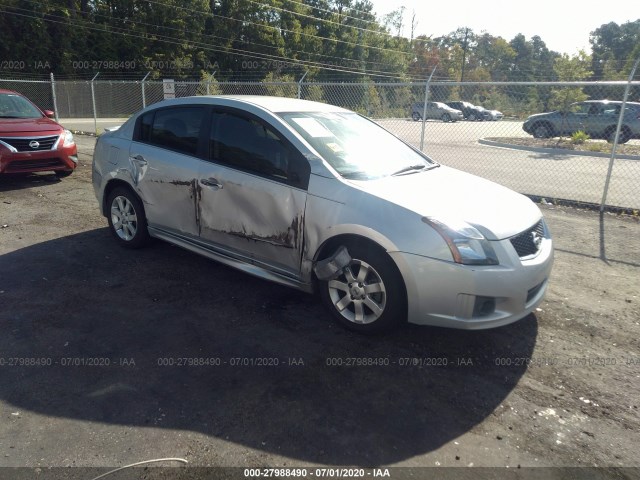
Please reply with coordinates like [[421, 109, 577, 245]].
[[590, 20, 640, 80], [549, 50, 593, 133]]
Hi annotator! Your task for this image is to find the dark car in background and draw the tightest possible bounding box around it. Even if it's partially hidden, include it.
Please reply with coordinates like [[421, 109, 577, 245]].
[[523, 100, 640, 144], [410, 102, 463, 122], [445, 101, 489, 121], [0, 89, 77, 177]]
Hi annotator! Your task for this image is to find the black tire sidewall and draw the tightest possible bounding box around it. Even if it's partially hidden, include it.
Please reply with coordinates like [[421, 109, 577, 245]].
[[534, 124, 550, 139], [319, 241, 406, 333], [106, 186, 150, 249]]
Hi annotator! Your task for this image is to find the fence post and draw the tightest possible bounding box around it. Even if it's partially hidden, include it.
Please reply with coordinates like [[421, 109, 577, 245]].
[[207, 70, 216, 96], [419, 65, 437, 151], [298, 71, 308, 99], [141, 71, 151, 108], [50, 73, 59, 122], [90, 72, 99, 135], [600, 56, 640, 212]]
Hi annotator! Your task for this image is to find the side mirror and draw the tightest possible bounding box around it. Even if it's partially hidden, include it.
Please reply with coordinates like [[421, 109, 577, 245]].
[[43, 110, 55, 119]]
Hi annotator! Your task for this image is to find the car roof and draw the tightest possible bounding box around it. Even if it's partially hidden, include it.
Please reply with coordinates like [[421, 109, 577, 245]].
[[581, 100, 640, 106], [148, 95, 352, 114], [0, 89, 21, 95]]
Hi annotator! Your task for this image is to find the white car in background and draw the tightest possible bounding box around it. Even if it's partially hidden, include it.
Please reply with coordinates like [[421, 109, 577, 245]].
[[482, 108, 504, 121]]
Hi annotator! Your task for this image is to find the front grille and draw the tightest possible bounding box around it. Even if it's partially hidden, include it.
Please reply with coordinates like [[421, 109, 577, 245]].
[[0, 135, 59, 152], [509, 221, 545, 258], [6, 158, 64, 172]]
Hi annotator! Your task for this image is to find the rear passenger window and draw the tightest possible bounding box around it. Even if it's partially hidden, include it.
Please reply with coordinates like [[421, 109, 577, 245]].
[[138, 107, 205, 156]]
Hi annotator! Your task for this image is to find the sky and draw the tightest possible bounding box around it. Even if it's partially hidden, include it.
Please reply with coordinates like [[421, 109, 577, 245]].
[[369, 0, 638, 55]]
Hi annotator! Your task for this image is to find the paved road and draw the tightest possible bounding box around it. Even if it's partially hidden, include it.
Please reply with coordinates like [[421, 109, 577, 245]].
[[379, 119, 640, 210], [59, 117, 128, 134]]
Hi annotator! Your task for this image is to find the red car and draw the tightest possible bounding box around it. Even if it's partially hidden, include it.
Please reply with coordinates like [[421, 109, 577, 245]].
[[0, 89, 77, 177]]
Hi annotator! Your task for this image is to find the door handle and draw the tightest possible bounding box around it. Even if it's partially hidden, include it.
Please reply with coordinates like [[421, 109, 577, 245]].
[[200, 177, 223, 189]]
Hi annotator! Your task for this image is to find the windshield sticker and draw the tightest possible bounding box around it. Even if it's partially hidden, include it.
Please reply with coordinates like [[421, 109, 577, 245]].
[[326, 142, 343, 153], [292, 117, 335, 138]]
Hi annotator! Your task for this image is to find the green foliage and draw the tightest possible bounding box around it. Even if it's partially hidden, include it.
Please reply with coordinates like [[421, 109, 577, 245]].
[[549, 50, 592, 111], [571, 131, 590, 144], [196, 71, 221, 96], [1, 0, 638, 122], [262, 72, 297, 98]]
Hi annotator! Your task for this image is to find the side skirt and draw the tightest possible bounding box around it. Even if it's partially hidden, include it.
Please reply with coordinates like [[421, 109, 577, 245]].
[[149, 226, 314, 293]]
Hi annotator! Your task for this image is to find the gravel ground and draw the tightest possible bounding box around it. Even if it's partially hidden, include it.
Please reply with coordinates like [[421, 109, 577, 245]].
[[0, 136, 639, 479]]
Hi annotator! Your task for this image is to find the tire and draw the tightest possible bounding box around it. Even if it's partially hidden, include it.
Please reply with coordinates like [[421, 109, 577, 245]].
[[54, 169, 73, 178], [411, 112, 421, 121], [468, 113, 477, 121], [441, 113, 451, 123], [319, 241, 406, 333], [532, 123, 552, 139], [606, 127, 631, 144], [106, 186, 150, 249]]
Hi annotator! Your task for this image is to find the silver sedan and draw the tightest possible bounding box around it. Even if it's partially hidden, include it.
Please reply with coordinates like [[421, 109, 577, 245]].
[[92, 96, 553, 333]]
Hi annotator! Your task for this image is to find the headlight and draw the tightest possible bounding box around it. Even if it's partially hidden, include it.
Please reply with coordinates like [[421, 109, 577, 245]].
[[423, 217, 498, 265], [62, 129, 75, 147]]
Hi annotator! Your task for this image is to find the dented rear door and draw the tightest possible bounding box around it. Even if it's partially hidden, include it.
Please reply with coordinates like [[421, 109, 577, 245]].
[[130, 142, 203, 237], [129, 106, 208, 238]]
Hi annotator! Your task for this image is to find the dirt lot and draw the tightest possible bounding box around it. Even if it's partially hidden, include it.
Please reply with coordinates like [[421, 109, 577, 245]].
[[0, 136, 639, 479]]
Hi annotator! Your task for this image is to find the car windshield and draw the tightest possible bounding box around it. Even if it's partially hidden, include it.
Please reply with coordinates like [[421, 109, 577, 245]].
[[0, 93, 44, 118], [280, 111, 435, 180]]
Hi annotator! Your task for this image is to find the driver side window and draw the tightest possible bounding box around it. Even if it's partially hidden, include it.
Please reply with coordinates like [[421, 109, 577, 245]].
[[209, 111, 309, 189]]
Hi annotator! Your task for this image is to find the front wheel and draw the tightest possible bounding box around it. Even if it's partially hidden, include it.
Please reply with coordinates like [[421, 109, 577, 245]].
[[319, 243, 406, 333], [411, 112, 421, 121], [468, 113, 477, 121], [533, 123, 552, 139], [106, 186, 150, 248], [441, 113, 451, 122]]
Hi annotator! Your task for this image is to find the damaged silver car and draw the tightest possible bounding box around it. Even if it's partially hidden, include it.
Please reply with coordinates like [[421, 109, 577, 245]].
[[93, 96, 553, 333]]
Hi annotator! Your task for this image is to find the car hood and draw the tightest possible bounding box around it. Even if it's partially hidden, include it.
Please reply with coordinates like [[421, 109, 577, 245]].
[[0, 117, 62, 134], [351, 166, 541, 240]]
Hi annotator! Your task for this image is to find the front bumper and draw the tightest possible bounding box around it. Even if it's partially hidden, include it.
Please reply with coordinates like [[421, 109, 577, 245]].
[[390, 236, 554, 329], [0, 136, 77, 174]]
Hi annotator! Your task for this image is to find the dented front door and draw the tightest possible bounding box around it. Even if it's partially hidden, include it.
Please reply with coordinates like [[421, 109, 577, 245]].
[[197, 163, 307, 277]]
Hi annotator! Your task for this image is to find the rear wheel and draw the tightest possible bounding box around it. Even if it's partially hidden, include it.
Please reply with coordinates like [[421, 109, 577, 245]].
[[468, 112, 477, 121], [411, 112, 421, 121], [106, 186, 150, 249], [441, 113, 451, 122], [606, 126, 631, 144], [319, 242, 406, 333]]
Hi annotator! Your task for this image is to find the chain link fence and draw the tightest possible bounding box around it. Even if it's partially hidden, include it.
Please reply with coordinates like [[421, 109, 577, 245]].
[[1, 74, 639, 212]]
